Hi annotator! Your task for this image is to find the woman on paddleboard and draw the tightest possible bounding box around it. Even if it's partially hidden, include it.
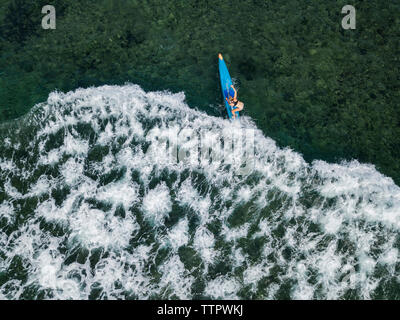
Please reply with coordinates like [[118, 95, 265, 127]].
[[226, 85, 244, 119]]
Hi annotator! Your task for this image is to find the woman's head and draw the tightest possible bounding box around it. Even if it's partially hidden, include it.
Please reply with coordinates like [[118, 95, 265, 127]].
[[229, 97, 235, 103]]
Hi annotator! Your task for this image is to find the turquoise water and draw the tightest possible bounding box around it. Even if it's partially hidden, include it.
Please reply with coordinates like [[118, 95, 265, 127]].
[[1, 84, 400, 299]]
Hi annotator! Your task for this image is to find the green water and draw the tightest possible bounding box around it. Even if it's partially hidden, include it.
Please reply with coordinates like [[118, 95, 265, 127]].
[[0, 0, 399, 184]]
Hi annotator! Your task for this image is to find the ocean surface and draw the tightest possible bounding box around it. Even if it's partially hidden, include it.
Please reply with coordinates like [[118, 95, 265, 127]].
[[1, 84, 400, 299]]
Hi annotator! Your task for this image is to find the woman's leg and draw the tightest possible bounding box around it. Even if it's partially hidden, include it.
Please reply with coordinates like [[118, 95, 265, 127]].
[[231, 108, 239, 119], [231, 102, 243, 115]]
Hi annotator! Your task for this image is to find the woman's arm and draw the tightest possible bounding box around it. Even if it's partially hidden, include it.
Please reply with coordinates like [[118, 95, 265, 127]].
[[231, 85, 237, 99]]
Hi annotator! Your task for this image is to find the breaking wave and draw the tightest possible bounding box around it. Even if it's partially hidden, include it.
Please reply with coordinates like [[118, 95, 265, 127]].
[[0, 84, 399, 299]]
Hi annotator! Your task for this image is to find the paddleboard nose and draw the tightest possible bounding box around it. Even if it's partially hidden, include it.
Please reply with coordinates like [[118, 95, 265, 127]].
[[218, 53, 223, 60]]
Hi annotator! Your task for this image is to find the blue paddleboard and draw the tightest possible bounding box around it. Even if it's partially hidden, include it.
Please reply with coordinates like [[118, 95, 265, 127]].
[[218, 54, 240, 120]]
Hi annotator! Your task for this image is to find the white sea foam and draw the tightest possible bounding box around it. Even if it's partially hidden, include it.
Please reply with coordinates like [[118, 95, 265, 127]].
[[0, 201, 14, 223], [165, 218, 189, 250], [158, 255, 194, 299], [142, 182, 172, 226], [0, 84, 400, 300], [194, 226, 217, 265], [205, 276, 239, 299]]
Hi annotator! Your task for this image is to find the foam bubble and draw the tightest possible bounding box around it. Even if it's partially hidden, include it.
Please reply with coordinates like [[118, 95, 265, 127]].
[[165, 218, 189, 250], [142, 183, 172, 226], [205, 276, 239, 299], [194, 227, 216, 265]]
